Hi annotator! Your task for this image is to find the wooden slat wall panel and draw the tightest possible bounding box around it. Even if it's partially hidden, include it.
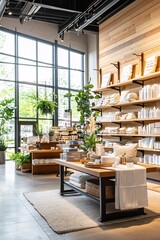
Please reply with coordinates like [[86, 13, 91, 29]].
[[99, 0, 160, 86]]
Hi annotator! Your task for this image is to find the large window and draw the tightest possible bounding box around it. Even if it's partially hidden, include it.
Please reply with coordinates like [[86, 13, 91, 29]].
[[57, 46, 84, 126], [0, 28, 84, 154]]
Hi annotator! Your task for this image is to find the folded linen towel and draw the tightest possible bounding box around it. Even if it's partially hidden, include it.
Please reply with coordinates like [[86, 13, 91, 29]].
[[69, 179, 85, 189], [105, 164, 148, 210], [69, 173, 93, 182]]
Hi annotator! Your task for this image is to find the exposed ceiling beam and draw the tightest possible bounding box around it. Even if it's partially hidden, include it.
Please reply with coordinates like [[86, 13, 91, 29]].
[[58, 0, 121, 37], [76, 0, 121, 32], [58, 0, 104, 36], [12, 0, 82, 14]]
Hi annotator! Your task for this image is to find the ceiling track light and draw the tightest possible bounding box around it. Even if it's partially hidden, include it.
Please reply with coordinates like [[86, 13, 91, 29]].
[[8, 9, 12, 15], [58, 0, 135, 39], [60, 32, 64, 42], [19, 2, 41, 23], [76, 0, 121, 32], [58, 0, 105, 36]]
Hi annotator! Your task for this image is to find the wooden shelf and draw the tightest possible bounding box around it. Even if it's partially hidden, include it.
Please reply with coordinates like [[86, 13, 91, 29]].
[[93, 79, 133, 93], [103, 146, 160, 152], [132, 71, 160, 83], [98, 133, 160, 137], [31, 149, 62, 153], [92, 98, 160, 110], [96, 118, 160, 124], [32, 163, 57, 166], [137, 148, 160, 152], [93, 71, 160, 93]]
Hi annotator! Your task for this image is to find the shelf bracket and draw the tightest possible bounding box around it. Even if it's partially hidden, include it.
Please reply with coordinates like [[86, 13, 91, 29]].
[[133, 53, 144, 76], [111, 61, 120, 81], [111, 106, 121, 110], [132, 80, 144, 86]]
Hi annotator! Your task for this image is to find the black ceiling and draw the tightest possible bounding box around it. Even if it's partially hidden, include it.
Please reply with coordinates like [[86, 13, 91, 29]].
[[1, 0, 135, 38]]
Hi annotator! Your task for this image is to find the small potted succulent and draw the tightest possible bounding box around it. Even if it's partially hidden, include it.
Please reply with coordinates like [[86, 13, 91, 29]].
[[48, 130, 55, 141], [35, 124, 43, 142]]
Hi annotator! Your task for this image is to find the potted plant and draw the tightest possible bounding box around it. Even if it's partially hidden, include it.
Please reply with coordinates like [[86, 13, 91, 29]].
[[35, 124, 43, 142], [79, 115, 101, 154], [0, 138, 7, 164], [10, 152, 31, 172], [48, 129, 55, 141], [29, 91, 58, 116], [0, 98, 15, 164]]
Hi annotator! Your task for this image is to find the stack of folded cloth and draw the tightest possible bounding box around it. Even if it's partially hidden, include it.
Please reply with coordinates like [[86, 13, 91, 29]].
[[96, 98, 103, 107], [119, 127, 126, 134], [126, 127, 138, 134], [109, 93, 120, 105], [69, 173, 96, 189], [102, 96, 110, 106], [104, 127, 120, 134]]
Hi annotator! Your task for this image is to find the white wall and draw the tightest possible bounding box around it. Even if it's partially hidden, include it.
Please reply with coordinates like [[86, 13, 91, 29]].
[[87, 33, 99, 88], [1, 17, 99, 85]]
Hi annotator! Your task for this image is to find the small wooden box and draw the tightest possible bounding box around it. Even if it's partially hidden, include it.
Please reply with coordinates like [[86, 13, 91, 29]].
[[86, 178, 115, 199]]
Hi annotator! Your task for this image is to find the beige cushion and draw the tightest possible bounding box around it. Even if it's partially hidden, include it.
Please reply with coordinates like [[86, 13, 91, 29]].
[[113, 143, 138, 163]]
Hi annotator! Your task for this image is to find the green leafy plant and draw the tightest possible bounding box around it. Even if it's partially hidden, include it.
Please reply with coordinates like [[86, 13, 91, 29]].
[[80, 133, 100, 152], [0, 98, 16, 151], [29, 91, 57, 116], [79, 115, 101, 152], [75, 83, 100, 123], [10, 152, 31, 167], [49, 130, 54, 136], [0, 138, 7, 151], [35, 124, 43, 137], [64, 83, 100, 123], [0, 98, 15, 136]]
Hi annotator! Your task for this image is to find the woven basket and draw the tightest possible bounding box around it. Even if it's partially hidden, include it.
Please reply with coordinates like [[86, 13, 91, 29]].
[[86, 178, 115, 199]]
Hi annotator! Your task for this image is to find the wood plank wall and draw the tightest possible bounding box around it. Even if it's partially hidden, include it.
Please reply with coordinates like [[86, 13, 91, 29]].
[[99, 0, 160, 87]]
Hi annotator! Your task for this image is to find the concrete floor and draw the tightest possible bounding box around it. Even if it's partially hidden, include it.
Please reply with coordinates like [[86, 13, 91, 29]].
[[0, 161, 160, 240]]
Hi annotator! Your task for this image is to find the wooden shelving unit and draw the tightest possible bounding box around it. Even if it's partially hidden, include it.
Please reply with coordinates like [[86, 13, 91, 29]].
[[94, 71, 160, 167]]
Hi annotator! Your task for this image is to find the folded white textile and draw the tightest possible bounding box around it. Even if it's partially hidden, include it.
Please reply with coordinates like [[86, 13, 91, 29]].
[[69, 173, 93, 184], [69, 179, 85, 189], [105, 164, 148, 210]]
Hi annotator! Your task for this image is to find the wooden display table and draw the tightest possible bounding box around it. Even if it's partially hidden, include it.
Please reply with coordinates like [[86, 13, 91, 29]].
[[31, 149, 62, 175], [53, 159, 156, 222], [39, 141, 65, 150]]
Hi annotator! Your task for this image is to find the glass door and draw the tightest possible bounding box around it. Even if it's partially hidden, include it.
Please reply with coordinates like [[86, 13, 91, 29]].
[[18, 121, 37, 148]]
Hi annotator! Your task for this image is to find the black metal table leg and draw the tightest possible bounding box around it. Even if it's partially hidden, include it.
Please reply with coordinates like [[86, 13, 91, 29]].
[[99, 177, 107, 222], [60, 165, 64, 195]]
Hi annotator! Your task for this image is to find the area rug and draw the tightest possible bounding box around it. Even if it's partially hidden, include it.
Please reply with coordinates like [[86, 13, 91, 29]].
[[24, 189, 160, 234]]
